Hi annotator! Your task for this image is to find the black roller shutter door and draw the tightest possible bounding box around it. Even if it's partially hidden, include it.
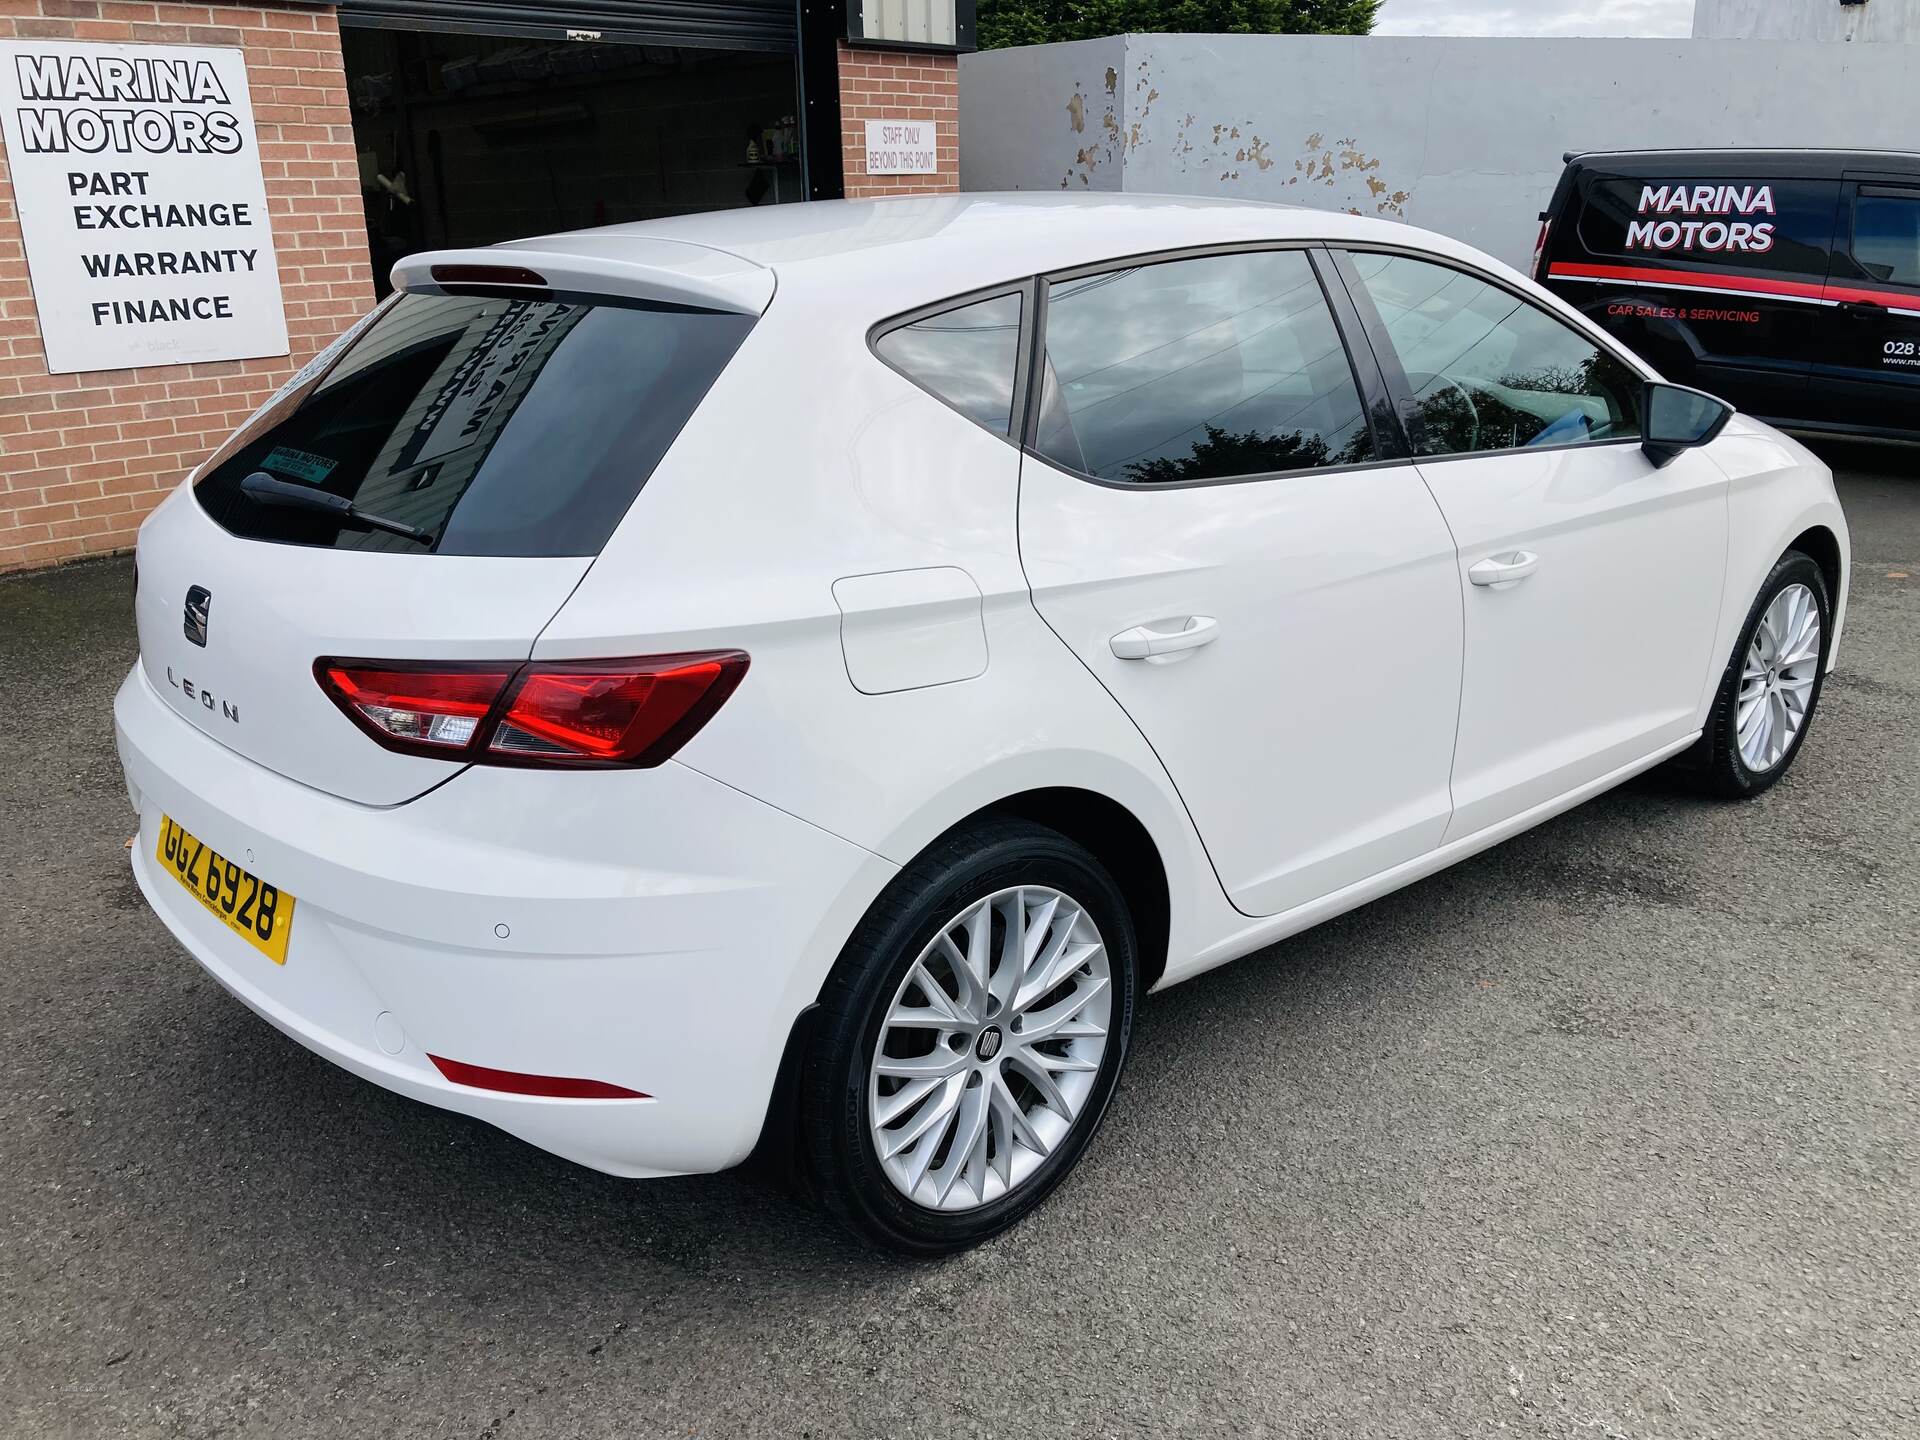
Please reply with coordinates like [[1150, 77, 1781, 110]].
[[333, 0, 797, 53]]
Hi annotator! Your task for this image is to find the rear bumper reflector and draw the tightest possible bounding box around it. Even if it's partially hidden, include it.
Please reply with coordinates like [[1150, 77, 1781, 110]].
[[427, 1054, 649, 1100]]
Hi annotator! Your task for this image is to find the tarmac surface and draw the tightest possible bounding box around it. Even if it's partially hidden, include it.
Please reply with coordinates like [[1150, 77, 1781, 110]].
[[1, 441, 1914, 1438]]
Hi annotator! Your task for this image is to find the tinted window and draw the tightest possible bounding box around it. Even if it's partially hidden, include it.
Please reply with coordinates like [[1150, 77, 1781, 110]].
[[1034, 250, 1374, 484], [1852, 191, 1920, 287], [1575, 176, 1839, 278], [195, 292, 754, 557], [1353, 253, 1641, 457], [874, 292, 1023, 435]]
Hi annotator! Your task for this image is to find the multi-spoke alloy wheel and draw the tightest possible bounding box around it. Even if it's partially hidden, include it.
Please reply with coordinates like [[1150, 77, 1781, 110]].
[[868, 886, 1112, 1211], [1736, 581, 1822, 774], [801, 819, 1135, 1253], [1686, 550, 1831, 799]]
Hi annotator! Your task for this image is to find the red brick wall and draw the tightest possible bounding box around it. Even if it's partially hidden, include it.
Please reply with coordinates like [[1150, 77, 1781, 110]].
[[837, 42, 957, 200], [0, 1, 374, 574]]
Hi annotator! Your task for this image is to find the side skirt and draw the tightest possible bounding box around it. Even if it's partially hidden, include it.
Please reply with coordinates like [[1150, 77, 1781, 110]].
[[1165, 732, 1701, 987]]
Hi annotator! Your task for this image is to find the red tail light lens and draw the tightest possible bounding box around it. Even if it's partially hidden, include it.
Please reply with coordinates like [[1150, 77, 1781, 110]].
[[1532, 217, 1553, 280], [314, 652, 747, 768], [491, 657, 744, 762], [316, 662, 514, 751]]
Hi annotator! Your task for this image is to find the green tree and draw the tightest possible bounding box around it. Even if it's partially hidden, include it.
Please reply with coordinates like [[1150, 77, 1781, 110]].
[[977, 0, 1379, 51]]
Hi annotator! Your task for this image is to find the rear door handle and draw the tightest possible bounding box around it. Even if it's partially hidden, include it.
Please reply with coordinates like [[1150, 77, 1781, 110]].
[[1468, 551, 1541, 588], [1110, 615, 1220, 660]]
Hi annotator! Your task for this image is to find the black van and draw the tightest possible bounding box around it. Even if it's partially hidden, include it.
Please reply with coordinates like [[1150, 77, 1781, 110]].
[[1536, 149, 1920, 443]]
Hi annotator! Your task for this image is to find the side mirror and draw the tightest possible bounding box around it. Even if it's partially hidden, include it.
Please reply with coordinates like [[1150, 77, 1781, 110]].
[[1642, 382, 1734, 468]]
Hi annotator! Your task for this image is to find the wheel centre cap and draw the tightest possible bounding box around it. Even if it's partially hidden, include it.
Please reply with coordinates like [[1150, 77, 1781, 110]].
[[975, 1026, 1003, 1062]]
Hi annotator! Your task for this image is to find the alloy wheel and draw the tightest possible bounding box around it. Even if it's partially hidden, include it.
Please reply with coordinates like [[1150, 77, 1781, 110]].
[[1737, 581, 1822, 773], [868, 886, 1112, 1212]]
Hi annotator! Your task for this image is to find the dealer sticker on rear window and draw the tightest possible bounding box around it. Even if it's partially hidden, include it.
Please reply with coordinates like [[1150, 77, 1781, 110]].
[[263, 444, 336, 485]]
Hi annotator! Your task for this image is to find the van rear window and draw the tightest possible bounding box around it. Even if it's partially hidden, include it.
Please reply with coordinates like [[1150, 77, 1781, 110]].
[[1576, 177, 1839, 278], [194, 292, 754, 557]]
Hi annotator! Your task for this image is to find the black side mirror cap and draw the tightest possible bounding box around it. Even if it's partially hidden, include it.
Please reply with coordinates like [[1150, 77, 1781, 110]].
[[1642, 381, 1734, 468]]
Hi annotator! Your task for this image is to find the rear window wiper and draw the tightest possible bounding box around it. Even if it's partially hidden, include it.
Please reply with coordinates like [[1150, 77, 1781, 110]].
[[240, 471, 434, 546]]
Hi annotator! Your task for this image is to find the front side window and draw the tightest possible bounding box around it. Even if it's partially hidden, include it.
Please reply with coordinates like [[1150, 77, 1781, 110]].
[[1851, 191, 1920, 288], [873, 292, 1024, 435], [1351, 253, 1641, 457], [1033, 249, 1375, 484], [194, 292, 754, 557]]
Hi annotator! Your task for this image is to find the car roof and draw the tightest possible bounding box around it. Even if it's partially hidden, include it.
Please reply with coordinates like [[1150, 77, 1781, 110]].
[[460, 192, 1479, 318], [1565, 147, 1920, 179]]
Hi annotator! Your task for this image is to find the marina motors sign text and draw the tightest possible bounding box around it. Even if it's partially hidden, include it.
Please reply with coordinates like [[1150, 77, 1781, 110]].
[[0, 40, 287, 375], [1626, 184, 1777, 255]]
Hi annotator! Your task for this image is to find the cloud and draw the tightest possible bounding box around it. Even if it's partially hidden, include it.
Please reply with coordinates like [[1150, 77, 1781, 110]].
[[1373, 0, 1695, 37]]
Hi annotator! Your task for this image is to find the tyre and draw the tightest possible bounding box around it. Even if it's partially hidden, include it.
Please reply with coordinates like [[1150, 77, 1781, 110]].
[[1690, 550, 1833, 799], [800, 819, 1137, 1254]]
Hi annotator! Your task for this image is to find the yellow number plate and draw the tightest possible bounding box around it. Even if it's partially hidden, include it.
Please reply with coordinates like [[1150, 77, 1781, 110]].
[[156, 815, 296, 965]]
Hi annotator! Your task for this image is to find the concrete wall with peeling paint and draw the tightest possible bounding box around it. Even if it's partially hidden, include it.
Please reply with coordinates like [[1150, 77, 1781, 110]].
[[1696, 0, 1920, 42], [958, 34, 1130, 192], [959, 33, 1920, 270]]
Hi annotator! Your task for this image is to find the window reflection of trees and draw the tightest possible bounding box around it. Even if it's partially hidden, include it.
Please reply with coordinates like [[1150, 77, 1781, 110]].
[[1411, 354, 1636, 454], [1123, 423, 1375, 484], [1041, 252, 1375, 485]]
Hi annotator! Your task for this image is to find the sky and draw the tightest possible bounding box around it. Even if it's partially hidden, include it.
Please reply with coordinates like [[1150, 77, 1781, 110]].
[[1373, 0, 1696, 36]]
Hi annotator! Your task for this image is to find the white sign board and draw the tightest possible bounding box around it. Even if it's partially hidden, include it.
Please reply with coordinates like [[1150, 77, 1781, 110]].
[[864, 119, 938, 176], [0, 39, 287, 375]]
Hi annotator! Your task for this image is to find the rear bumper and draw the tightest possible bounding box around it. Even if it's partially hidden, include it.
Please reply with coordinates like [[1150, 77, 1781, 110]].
[[115, 663, 895, 1178]]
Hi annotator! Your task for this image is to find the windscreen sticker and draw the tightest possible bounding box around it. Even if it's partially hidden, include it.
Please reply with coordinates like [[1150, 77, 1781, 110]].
[[1626, 184, 1776, 255], [262, 444, 336, 484]]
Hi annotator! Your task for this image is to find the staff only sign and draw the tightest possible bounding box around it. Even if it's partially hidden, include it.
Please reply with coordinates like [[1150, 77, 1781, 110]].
[[0, 39, 287, 374]]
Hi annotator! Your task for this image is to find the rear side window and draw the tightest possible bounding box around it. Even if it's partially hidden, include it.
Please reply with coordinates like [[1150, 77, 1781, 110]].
[[1852, 190, 1920, 287], [873, 292, 1024, 435], [194, 292, 754, 557], [1352, 252, 1641, 457], [1033, 249, 1375, 484], [1574, 176, 1839, 277]]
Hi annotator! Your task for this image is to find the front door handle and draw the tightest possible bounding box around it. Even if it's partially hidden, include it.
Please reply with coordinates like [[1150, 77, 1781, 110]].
[[1468, 551, 1541, 588], [1110, 615, 1220, 660]]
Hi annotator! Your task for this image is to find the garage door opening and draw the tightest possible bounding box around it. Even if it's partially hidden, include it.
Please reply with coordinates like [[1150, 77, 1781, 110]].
[[343, 27, 802, 294]]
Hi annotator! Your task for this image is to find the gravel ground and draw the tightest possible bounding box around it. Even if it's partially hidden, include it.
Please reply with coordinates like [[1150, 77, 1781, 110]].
[[1, 444, 1914, 1439]]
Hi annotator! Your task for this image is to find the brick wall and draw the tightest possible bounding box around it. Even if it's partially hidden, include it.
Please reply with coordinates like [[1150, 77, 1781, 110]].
[[0, 0, 374, 574], [837, 41, 957, 200]]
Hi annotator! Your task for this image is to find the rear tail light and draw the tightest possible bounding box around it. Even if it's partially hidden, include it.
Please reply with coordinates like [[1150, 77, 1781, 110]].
[[316, 663, 516, 751], [1531, 216, 1553, 281], [314, 652, 748, 768]]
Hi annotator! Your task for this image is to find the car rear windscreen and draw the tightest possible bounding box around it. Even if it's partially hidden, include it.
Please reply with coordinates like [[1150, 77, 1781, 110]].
[[193, 291, 755, 557]]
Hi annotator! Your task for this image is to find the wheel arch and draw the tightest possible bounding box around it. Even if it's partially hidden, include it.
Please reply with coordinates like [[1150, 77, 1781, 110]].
[[1785, 523, 1844, 609], [748, 784, 1176, 1180], [748, 779, 1182, 1182], [968, 786, 1172, 995], [1711, 425, 1851, 700]]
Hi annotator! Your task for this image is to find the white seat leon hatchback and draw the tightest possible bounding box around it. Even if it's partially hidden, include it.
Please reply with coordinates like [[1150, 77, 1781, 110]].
[[118, 194, 1848, 1252]]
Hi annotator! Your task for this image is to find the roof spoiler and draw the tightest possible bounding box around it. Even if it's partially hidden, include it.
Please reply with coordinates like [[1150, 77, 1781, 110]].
[[391, 239, 774, 316]]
